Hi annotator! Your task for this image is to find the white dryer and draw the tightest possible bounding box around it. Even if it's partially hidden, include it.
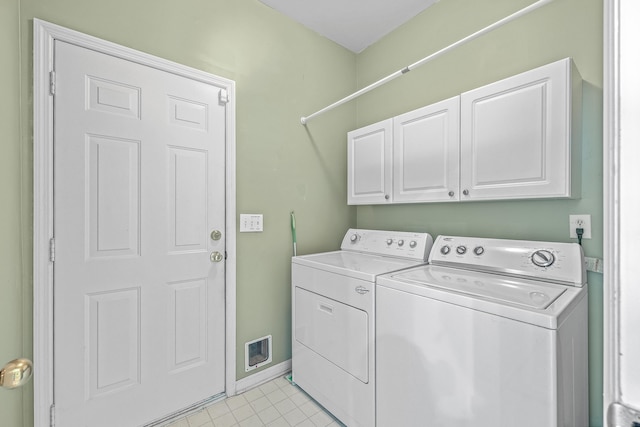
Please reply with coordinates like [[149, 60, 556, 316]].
[[376, 235, 589, 427], [292, 228, 434, 427]]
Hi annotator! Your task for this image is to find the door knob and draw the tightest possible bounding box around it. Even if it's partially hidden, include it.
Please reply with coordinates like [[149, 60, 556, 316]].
[[1, 358, 33, 390], [210, 251, 224, 263]]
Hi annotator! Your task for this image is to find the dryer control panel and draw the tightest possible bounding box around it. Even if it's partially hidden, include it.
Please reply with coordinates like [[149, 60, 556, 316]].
[[341, 228, 434, 262], [429, 235, 586, 287]]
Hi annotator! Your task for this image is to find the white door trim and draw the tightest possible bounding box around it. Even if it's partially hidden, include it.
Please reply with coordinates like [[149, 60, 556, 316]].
[[604, 0, 640, 424], [603, 1, 618, 423], [33, 19, 237, 427]]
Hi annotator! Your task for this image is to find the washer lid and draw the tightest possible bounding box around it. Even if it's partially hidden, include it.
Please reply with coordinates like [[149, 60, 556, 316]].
[[292, 251, 425, 281], [387, 265, 566, 309]]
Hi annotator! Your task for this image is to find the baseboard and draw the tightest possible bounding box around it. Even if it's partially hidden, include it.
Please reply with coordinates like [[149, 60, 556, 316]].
[[234, 359, 292, 394]]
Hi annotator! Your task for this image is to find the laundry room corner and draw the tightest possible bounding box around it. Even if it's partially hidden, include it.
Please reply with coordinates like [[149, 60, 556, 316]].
[[353, 0, 604, 424], [229, 2, 358, 382]]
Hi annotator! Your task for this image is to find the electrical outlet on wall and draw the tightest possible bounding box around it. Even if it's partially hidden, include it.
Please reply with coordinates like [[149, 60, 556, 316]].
[[569, 214, 592, 239]]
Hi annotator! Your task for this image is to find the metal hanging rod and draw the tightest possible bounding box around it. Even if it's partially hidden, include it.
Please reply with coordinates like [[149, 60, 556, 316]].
[[300, 0, 554, 125]]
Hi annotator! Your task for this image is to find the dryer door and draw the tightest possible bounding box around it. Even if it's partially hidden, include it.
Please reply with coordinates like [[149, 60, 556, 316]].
[[294, 287, 369, 383]]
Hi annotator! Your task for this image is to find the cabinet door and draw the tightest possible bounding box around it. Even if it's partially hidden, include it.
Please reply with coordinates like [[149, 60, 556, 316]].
[[393, 96, 460, 203], [460, 58, 581, 201], [347, 119, 393, 205]]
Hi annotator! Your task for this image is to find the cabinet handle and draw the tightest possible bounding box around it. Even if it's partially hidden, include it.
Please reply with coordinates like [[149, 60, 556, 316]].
[[384, 194, 390, 200], [463, 189, 470, 196], [448, 191, 454, 197]]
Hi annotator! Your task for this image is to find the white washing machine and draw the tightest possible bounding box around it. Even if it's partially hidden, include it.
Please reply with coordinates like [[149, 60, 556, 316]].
[[376, 235, 589, 427], [292, 228, 434, 427]]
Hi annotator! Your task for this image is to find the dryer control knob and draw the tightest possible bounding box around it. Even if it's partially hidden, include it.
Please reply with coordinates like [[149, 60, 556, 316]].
[[409, 240, 417, 248], [350, 234, 359, 243], [397, 240, 405, 247], [531, 250, 555, 267], [440, 245, 451, 255], [473, 246, 485, 256], [386, 239, 393, 245], [456, 245, 467, 255]]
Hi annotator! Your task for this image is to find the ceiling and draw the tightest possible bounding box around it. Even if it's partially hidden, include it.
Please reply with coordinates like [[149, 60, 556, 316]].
[[259, 0, 439, 53]]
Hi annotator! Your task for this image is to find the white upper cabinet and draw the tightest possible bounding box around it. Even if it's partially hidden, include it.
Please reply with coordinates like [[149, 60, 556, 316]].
[[459, 58, 582, 201], [347, 58, 582, 205], [347, 119, 393, 204], [393, 96, 460, 203]]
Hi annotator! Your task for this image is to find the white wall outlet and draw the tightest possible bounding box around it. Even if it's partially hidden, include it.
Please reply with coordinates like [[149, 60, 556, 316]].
[[569, 214, 592, 239], [240, 214, 263, 232]]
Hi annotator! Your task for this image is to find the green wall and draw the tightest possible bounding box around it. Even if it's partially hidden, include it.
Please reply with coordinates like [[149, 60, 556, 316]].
[[0, 0, 605, 425], [0, 0, 29, 425], [1, 0, 355, 425], [354, 0, 603, 425]]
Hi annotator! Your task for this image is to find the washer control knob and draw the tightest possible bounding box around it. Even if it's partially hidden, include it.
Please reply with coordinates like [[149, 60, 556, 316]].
[[409, 240, 417, 248], [386, 239, 393, 245], [456, 245, 467, 255], [440, 245, 451, 255], [350, 234, 358, 243], [473, 246, 485, 256], [397, 240, 405, 247], [531, 250, 555, 268]]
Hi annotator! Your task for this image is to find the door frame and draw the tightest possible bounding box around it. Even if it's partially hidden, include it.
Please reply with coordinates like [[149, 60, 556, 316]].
[[604, 0, 640, 424], [33, 19, 237, 427], [603, 0, 618, 422]]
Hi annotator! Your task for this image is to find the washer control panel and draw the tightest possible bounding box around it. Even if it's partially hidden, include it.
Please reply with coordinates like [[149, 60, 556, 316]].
[[429, 235, 586, 287], [341, 228, 434, 262]]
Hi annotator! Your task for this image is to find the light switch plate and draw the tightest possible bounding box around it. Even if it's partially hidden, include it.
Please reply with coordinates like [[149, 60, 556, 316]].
[[240, 214, 263, 232]]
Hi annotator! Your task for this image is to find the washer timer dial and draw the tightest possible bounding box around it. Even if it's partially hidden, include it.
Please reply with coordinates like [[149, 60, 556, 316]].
[[531, 250, 555, 268]]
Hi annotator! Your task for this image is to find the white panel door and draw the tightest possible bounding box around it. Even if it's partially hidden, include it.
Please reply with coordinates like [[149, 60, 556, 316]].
[[347, 119, 393, 204], [53, 40, 226, 426], [618, 0, 640, 415], [393, 96, 460, 203], [460, 58, 579, 201]]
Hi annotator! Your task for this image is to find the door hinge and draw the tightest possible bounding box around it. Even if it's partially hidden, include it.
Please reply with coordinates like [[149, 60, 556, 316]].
[[49, 71, 56, 96], [224, 251, 228, 260], [219, 88, 229, 105], [50, 403, 55, 427], [49, 237, 55, 262]]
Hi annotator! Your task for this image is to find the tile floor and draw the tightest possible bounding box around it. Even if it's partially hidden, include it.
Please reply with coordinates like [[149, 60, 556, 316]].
[[164, 375, 345, 427]]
